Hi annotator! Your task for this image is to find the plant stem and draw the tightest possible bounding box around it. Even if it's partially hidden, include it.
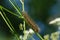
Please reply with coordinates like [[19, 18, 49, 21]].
[[36, 32, 44, 40], [23, 21, 26, 32], [20, 0, 24, 11], [1, 8, 15, 31], [13, 0, 21, 12], [0, 5, 21, 18], [20, 0, 27, 40], [22, 0, 24, 12], [0, 11, 14, 33], [9, 0, 22, 16], [23, 21, 26, 40], [15, 34, 20, 40], [0, 11, 20, 40]]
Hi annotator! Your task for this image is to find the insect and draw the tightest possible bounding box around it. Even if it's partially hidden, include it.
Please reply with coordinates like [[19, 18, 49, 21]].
[[22, 11, 40, 32]]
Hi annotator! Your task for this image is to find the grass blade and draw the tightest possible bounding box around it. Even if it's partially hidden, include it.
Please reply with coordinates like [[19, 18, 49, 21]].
[[0, 5, 22, 18], [0, 11, 14, 33], [9, 0, 22, 16]]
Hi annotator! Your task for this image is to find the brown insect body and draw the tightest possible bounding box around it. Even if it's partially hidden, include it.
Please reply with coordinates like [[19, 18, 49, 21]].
[[22, 11, 40, 32]]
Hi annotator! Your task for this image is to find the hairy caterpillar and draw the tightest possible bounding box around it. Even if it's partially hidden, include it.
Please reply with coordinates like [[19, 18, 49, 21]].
[[22, 11, 40, 32]]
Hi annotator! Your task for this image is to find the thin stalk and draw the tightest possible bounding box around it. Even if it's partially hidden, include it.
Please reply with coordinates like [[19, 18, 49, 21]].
[[20, 0, 27, 40], [0, 5, 21, 18], [23, 21, 26, 32], [1, 8, 21, 40], [1, 8, 15, 31], [23, 21, 26, 40], [0, 11, 14, 33], [22, 0, 24, 12], [15, 34, 20, 40], [36, 33, 44, 40], [0, 11, 20, 40], [13, 0, 21, 12], [20, 0, 24, 11], [20, 0, 25, 31], [9, 0, 22, 16], [21, 0, 27, 40]]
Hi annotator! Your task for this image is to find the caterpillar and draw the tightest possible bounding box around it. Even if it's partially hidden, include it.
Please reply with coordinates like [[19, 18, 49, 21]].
[[22, 11, 40, 32]]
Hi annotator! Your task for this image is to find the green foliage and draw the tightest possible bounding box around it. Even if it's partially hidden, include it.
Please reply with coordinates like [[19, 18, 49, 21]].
[[0, 0, 44, 40]]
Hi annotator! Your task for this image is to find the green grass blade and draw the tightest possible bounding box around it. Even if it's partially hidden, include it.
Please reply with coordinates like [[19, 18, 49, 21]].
[[0, 11, 14, 33], [13, 0, 21, 12], [0, 5, 22, 18], [9, 0, 22, 16], [36, 33, 44, 40], [1, 8, 15, 31], [0, 10, 21, 40]]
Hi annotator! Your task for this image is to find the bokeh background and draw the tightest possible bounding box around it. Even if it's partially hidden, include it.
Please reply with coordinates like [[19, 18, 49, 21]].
[[0, 0, 60, 40]]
